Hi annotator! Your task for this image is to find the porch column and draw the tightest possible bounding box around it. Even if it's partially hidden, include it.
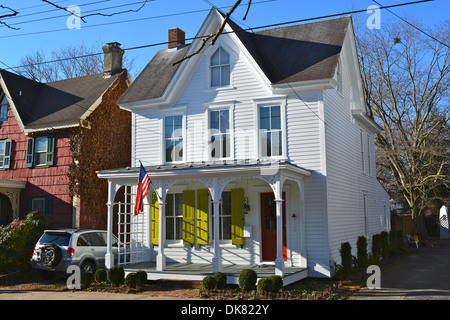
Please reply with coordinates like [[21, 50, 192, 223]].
[[274, 178, 284, 276], [105, 180, 115, 269], [156, 187, 166, 271], [212, 178, 221, 273]]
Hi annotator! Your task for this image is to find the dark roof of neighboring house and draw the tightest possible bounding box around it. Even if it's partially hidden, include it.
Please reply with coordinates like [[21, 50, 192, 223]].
[[0, 68, 122, 131], [118, 11, 351, 105]]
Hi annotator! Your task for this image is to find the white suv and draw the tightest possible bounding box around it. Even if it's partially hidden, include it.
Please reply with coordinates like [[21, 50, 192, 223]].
[[30, 229, 123, 278]]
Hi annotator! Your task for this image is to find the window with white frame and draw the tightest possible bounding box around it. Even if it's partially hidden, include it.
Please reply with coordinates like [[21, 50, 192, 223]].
[[334, 59, 342, 93], [0, 96, 8, 122], [210, 47, 230, 87], [209, 109, 230, 159], [360, 131, 365, 173], [32, 198, 46, 213], [35, 136, 49, 166], [367, 135, 371, 175], [212, 191, 232, 240], [259, 105, 282, 157], [164, 115, 183, 162], [165, 193, 183, 241]]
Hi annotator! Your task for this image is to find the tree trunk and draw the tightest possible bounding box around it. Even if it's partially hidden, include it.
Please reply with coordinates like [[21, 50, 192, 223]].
[[411, 207, 427, 240]]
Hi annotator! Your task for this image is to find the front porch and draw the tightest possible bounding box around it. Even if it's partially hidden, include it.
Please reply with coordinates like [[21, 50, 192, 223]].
[[97, 160, 311, 283], [124, 261, 308, 286]]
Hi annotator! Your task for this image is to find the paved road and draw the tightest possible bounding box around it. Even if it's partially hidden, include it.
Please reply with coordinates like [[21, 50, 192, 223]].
[[351, 244, 450, 300]]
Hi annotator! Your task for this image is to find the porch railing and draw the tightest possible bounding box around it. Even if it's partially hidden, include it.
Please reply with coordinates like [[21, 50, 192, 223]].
[[115, 185, 149, 265]]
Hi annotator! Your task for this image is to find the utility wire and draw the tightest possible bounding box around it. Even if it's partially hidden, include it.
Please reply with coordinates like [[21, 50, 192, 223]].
[[372, 0, 450, 49], [0, 0, 434, 134], [4, 0, 433, 71]]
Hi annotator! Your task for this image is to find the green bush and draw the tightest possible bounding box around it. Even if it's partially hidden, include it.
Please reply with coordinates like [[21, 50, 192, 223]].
[[94, 269, 107, 284], [0, 211, 51, 272], [371, 234, 382, 261], [238, 269, 257, 292], [136, 270, 147, 287], [339, 242, 352, 275], [108, 265, 125, 286], [81, 271, 94, 287], [125, 272, 139, 288], [356, 236, 368, 269], [268, 275, 283, 293], [380, 231, 390, 258], [202, 275, 217, 291], [213, 272, 227, 290], [257, 278, 273, 295]]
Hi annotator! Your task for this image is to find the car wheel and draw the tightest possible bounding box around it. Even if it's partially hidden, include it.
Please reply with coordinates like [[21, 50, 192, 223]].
[[40, 244, 62, 268], [80, 261, 95, 274]]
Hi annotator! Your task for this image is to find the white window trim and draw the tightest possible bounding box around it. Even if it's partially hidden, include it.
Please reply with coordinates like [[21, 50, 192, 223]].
[[34, 136, 48, 167], [207, 44, 234, 91], [205, 102, 235, 161], [253, 97, 287, 160], [162, 108, 186, 164], [165, 192, 184, 245]]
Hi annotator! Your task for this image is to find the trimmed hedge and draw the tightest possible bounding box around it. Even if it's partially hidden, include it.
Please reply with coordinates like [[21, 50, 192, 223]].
[[238, 269, 257, 292]]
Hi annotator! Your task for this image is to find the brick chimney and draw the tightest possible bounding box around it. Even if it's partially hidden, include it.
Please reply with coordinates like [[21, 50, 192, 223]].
[[168, 28, 185, 49], [102, 42, 124, 78]]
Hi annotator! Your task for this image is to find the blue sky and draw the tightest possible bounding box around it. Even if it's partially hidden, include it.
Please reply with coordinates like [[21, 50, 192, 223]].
[[0, 0, 448, 78]]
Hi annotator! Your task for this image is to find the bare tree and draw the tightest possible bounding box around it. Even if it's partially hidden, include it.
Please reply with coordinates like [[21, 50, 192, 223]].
[[16, 42, 135, 82], [356, 17, 450, 236]]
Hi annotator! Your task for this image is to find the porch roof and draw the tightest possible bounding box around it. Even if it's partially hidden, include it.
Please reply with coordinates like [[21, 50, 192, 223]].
[[97, 160, 312, 180], [0, 179, 27, 189]]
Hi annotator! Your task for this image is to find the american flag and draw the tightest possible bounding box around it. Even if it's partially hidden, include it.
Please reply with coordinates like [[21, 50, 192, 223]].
[[134, 162, 151, 215]]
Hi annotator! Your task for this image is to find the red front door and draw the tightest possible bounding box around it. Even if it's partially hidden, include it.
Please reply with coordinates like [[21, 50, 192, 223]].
[[260, 192, 287, 261]]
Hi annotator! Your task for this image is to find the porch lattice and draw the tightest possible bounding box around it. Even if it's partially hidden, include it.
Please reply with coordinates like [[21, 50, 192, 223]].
[[115, 185, 148, 265]]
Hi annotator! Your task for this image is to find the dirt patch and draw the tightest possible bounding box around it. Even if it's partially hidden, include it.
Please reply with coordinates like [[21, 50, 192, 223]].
[[0, 271, 360, 300]]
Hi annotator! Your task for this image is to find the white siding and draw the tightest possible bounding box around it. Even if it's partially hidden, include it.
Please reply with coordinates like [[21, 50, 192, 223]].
[[323, 32, 390, 266], [129, 23, 389, 277]]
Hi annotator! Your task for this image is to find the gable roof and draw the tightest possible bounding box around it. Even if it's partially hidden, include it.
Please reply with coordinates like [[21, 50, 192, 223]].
[[0, 68, 123, 132], [118, 10, 351, 106]]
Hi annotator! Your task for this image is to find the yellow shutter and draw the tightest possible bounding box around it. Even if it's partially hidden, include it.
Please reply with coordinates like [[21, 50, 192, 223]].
[[197, 189, 209, 245], [231, 188, 245, 246], [183, 190, 195, 245], [151, 192, 159, 245]]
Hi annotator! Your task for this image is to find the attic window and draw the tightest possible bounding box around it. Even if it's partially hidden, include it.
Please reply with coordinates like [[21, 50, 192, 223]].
[[210, 47, 230, 87], [0, 96, 8, 122]]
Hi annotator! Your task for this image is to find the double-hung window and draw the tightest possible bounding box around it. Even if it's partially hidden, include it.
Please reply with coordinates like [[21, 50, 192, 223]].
[[164, 115, 183, 163], [259, 105, 282, 157], [209, 109, 230, 159], [0, 139, 12, 169], [26, 135, 55, 168], [210, 47, 230, 87], [0, 96, 8, 122], [165, 193, 183, 241]]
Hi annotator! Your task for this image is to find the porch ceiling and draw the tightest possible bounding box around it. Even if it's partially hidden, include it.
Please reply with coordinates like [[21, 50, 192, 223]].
[[97, 159, 311, 181]]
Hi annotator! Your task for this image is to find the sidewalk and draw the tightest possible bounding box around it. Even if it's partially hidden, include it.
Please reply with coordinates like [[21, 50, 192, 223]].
[[0, 288, 195, 300], [351, 244, 450, 300]]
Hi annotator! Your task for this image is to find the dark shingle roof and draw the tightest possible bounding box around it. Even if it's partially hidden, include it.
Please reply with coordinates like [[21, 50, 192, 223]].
[[117, 45, 189, 105], [118, 12, 351, 105], [0, 69, 122, 130]]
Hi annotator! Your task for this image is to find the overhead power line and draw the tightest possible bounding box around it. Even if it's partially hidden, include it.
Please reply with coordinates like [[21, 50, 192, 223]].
[[4, 0, 436, 71]]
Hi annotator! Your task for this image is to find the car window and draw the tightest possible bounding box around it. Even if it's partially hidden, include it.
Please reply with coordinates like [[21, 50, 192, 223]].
[[100, 232, 118, 247], [39, 232, 71, 246], [77, 232, 106, 247], [77, 234, 90, 246], [91, 232, 106, 246]]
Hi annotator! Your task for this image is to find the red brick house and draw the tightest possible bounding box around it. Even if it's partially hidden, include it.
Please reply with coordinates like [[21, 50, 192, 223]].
[[0, 42, 131, 228]]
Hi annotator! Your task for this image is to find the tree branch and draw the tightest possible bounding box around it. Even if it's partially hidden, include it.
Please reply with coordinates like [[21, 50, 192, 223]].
[[173, 0, 252, 66], [0, 5, 19, 30]]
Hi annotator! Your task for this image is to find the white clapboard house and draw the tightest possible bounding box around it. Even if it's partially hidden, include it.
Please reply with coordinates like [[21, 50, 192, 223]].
[[97, 9, 390, 284]]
